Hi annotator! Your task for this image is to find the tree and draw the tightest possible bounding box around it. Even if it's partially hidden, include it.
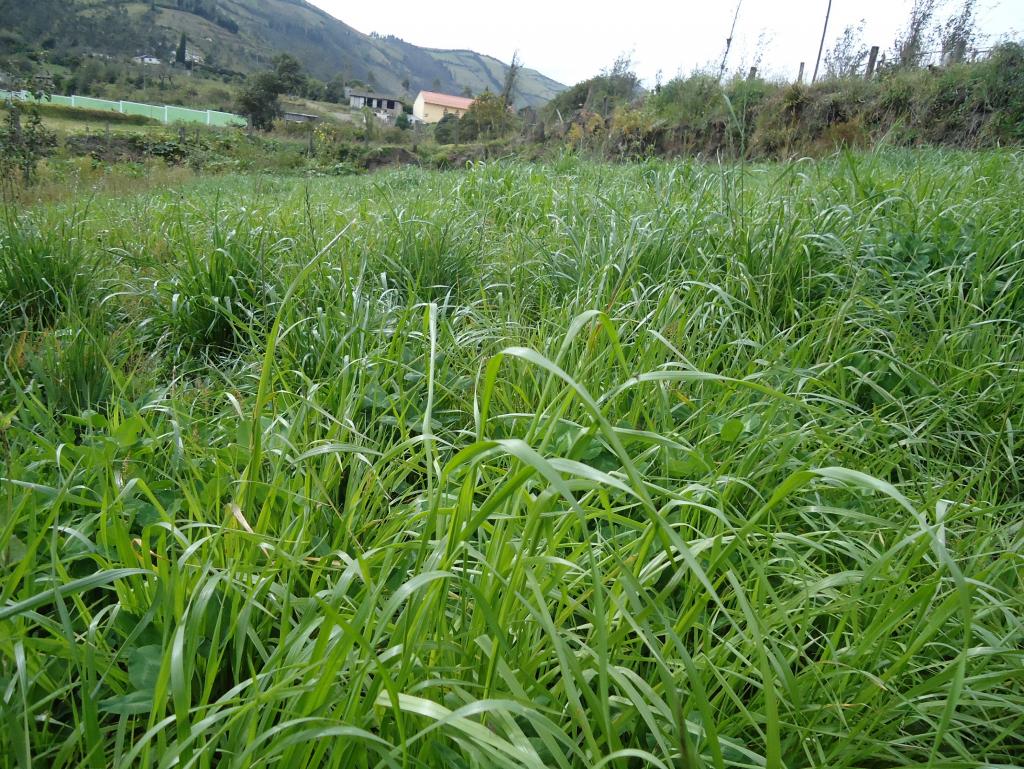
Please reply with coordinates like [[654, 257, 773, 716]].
[[501, 50, 522, 108], [324, 76, 347, 103], [176, 33, 187, 65], [0, 101, 57, 195], [238, 71, 284, 130], [460, 90, 511, 140], [303, 78, 325, 101], [941, 0, 977, 64], [825, 21, 870, 78], [893, 0, 939, 68], [272, 53, 305, 95]]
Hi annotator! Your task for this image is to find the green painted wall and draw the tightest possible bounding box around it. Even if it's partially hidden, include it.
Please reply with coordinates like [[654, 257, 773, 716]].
[[0, 90, 246, 127]]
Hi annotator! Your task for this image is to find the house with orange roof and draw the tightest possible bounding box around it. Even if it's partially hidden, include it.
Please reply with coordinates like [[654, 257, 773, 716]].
[[413, 91, 475, 123]]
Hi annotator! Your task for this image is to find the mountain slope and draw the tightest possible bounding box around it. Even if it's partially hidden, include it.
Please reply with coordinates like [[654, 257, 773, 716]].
[[0, 0, 565, 107]]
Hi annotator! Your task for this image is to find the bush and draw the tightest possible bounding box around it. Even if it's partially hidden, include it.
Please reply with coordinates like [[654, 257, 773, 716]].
[[434, 113, 461, 145], [0, 103, 57, 191], [975, 42, 1024, 142], [640, 45, 1024, 159]]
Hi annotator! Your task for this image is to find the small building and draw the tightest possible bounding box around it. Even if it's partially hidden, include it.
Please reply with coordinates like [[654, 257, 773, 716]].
[[282, 111, 320, 123], [132, 55, 162, 66], [346, 89, 403, 117], [413, 91, 475, 124]]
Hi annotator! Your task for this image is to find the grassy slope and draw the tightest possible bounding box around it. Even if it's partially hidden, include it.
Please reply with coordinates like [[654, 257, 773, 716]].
[[1, 151, 1022, 768]]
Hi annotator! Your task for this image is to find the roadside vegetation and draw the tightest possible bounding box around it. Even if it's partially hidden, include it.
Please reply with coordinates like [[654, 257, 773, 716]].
[[542, 42, 1024, 159], [1, 150, 1022, 768]]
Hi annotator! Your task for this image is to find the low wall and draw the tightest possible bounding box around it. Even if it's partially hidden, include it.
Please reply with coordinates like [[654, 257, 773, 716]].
[[0, 90, 246, 127]]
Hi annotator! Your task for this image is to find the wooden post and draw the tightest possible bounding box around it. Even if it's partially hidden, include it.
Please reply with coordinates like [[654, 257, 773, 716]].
[[798, 62, 805, 83], [865, 46, 880, 79], [747, 66, 758, 80]]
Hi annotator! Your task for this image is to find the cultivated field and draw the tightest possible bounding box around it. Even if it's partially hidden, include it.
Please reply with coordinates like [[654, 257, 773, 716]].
[[1, 151, 1022, 768]]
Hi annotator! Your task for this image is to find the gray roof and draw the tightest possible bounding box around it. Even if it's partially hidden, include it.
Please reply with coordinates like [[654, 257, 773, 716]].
[[347, 90, 403, 102]]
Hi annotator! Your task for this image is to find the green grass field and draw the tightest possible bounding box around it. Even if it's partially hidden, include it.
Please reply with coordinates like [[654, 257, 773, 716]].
[[1, 150, 1022, 768]]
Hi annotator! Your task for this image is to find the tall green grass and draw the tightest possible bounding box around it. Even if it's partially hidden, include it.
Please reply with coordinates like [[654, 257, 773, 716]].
[[1, 149, 1022, 768]]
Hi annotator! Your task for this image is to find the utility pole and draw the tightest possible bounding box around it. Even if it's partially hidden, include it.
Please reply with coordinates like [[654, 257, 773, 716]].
[[718, 0, 744, 82], [812, 0, 834, 83]]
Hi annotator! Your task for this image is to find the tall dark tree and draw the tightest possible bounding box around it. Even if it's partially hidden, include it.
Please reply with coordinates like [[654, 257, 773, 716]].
[[825, 21, 869, 78], [272, 53, 305, 94], [238, 70, 284, 130], [176, 33, 187, 64], [941, 0, 978, 64], [501, 51, 522, 108], [324, 76, 346, 103], [894, 0, 939, 67]]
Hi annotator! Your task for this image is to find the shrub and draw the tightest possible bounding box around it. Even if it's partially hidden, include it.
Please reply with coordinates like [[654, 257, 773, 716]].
[[434, 113, 461, 145], [0, 102, 57, 192]]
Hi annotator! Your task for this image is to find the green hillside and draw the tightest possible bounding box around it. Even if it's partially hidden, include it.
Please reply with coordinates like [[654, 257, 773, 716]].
[[0, 0, 565, 107]]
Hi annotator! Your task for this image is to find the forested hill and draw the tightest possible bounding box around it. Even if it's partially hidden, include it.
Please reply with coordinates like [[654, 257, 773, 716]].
[[0, 0, 566, 108]]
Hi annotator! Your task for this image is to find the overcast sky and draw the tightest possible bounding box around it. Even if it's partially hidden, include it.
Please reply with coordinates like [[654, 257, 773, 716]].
[[306, 0, 1021, 85]]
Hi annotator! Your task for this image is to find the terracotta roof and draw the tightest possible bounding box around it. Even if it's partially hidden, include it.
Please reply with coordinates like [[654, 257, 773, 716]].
[[418, 91, 475, 110]]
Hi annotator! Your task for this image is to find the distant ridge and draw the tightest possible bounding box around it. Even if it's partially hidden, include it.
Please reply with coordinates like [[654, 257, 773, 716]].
[[0, 0, 566, 108]]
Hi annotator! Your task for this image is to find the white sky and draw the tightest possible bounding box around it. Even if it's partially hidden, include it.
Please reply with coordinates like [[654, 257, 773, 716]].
[[306, 0, 1022, 85]]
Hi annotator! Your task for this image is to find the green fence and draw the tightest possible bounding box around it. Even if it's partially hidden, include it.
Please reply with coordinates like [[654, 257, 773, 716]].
[[0, 90, 247, 128]]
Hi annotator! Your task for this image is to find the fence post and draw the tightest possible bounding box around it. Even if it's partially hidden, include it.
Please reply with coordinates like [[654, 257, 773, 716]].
[[797, 62, 805, 83], [207, 110, 212, 126], [164, 105, 169, 124], [865, 46, 880, 79], [71, 95, 77, 108], [119, 100, 125, 114], [747, 66, 758, 81]]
